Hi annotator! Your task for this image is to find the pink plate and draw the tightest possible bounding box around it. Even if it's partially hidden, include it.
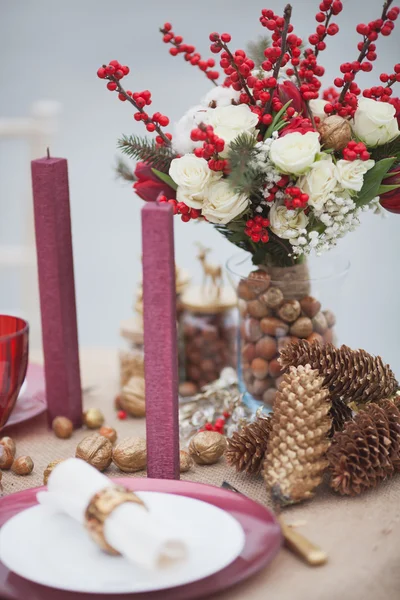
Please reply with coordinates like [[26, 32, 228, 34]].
[[0, 478, 281, 600], [1, 364, 46, 431]]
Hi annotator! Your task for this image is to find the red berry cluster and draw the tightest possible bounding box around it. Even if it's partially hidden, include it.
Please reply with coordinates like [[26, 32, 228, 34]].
[[364, 63, 400, 106], [322, 86, 339, 102], [309, 0, 342, 56], [160, 22, 219, 82], [342, 141, 370, 161], [191, 125, 228, 172], [332, 5, 399, 116], [158, 195, 201, 223], [260, 8, 294, 68], [264, 175, 290, 203], [97, 60, 130, 87], [97, 61, 172, 145], [208, 33, 256, 102], [245, 216, 270, 243], [284, 187, 309, 210], [199, 414, 229, 434]]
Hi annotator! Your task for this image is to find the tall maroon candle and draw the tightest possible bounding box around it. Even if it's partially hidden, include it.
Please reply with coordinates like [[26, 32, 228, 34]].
[[31, 156, 82, 427], [142, 203, 180, 479]]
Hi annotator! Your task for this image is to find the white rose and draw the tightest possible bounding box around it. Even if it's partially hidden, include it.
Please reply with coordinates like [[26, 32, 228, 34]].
[[335, 158, 375, 192], [309, 99, 328, 122], [270, 131, 321, 175], [203, 104, 259, 156], [269, 204, 309, 240], [202, 179, 249, 224], [352, 97, 399, 146], [169, 155, 220, 209], [297, 155, 337, 211]]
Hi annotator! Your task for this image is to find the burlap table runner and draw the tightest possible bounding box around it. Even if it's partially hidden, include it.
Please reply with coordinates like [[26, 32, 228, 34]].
[[2, 348, 400, 599]]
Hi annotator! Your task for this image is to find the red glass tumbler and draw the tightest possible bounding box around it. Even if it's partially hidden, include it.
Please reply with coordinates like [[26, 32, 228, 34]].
[[0, 316, 29, 428]]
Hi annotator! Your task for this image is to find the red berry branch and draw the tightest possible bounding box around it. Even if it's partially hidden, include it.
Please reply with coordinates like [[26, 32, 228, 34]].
[[209, 33, 256, 104], [310, 0, 342, 58], [335, 0, 398, 110], [160, 22, 219, 85], [97, 60, 172, 146], [363, 62, 400, 106]]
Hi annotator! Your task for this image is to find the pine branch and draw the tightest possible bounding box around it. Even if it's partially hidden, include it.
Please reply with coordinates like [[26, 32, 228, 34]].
[[226, 133, 263, 197], [117, 134, 177, 172], [247, 36, 271, 70], [115, 156, 135, 182]]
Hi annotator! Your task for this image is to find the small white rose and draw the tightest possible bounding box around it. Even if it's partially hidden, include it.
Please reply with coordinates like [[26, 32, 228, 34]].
[[202, 179, 249, 224], [335, 158, 375, 192], [309, 99, 328, 122], [203, 104, 259, 156], [352, 97, 399, 146], [270, 131, 321, 175], [169, 155, 221, 209], [297, 155, 338, 211], [269, 204, 309, 240]]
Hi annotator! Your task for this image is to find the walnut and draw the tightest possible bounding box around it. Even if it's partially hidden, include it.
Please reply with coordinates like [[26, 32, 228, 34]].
[[52, 416, 73, 439], [76, 434, 112, 471], [189, 431, 226, 465], [112, 437, 147, 473], [318, 115, 352, 151], [180, 450, 194, 473], [120, 377, 146, 417], [12, 456, 34, 475]]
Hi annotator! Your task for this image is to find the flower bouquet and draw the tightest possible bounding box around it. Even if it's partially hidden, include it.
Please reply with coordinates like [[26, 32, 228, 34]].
[[98, 0, 400, 408]]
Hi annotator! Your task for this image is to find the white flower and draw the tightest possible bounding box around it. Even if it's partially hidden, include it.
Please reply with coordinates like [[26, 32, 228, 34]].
[[169, 155, 220, 209], [202, 86, 240, 108], [269, 204, 309, 240], [352, 97, 399, 146], [172, 106, 206, 155], [202, 179, 249, 224], [270, 131, 321, 175], [297, 155, 338, 211], [309, 99, 328, 121], [203, 104, 259, 156], [335, 158, 375, 192]]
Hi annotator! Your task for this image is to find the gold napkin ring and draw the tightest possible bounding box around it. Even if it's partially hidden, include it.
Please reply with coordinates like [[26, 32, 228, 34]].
[[85, 485, 146, 554]]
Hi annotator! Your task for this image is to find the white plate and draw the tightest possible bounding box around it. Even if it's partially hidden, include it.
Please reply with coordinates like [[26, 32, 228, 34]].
[[0, 491, 245, 594]]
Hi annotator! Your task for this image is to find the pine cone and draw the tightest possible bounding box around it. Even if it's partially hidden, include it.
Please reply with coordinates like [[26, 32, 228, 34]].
[[226, 416, 272, 475], [329, 399, 353, 435], [263, 365, 331, 506], [328, 399, 400, 496], [279, 340, 398, 406]]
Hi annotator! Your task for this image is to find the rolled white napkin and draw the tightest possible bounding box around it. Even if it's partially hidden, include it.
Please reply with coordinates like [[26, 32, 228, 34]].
[[37, 458, 187, 570]]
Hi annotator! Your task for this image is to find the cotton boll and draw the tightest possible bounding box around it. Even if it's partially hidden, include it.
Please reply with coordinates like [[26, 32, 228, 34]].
[[202, 86, 240, 108], [172, 105, 206, 155]]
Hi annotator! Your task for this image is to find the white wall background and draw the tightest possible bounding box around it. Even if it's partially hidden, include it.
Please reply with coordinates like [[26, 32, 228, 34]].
[[0, 0, 399, 371]]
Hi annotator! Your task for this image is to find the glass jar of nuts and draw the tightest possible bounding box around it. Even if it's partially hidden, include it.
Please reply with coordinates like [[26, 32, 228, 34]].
[[227, 251, 349, 413], [180, 285, 237, 394]]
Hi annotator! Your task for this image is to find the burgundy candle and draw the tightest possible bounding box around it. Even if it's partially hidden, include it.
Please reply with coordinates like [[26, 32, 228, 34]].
[[31, 155, 82, 427], [142, 202, 180, 479]]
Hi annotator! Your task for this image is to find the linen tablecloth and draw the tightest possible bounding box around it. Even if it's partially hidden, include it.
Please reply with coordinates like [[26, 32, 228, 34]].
[[2, 348, 400, 600]]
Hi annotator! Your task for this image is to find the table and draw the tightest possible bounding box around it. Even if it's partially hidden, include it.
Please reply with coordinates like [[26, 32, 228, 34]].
[[2, 348, 400, 600]]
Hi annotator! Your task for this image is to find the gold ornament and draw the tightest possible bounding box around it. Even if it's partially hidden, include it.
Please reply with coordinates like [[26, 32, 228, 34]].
[[11, 456, 34, 475], [180, 450, 194, 472], [83, 408, 105, 429], [43, 459, 65, 485], [0, 444, 14, 469], [99, 426, 117, 444], [112, 437, 147, 472], [76, 434, 112, 471], [120, 377, 146, 417], [189, 431, 226, 465], [263, 365, 331, 506], [52, 416, 74, 439], [0, 436, 16, 457], [318, 115, 352, 151]]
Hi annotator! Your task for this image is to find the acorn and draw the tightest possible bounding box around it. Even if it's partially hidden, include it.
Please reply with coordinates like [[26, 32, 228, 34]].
[[260, 287, 284, 309], [12, 456, 34, 475], [300, 296, 321, 319], [290, 317, 313, 338], [247, 299, 270, 319], [278, 300, 301, 323], [52, 416, 73, 439], [260, 317, 289, 337], [312, 311, 328, 335], [318, 115, 352, 151], [251, 357, 269, 380], [255, 336, 277, 360]]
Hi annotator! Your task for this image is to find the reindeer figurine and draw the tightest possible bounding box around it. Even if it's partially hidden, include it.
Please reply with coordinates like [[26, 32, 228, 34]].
[[196, 243, 223, 298]]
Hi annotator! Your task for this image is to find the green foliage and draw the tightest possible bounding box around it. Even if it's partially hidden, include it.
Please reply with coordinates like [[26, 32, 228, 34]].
[[356, 157, 396, 207], [115, 156, 135, 182], [226, 133, 263, 197], [251, 233, 295, 267], [264, 100, 292, 139], [151, 169, 177, 190], [370, 135, 400, 163], [117, 135, 176, 172], [247, 36, 271, 70]]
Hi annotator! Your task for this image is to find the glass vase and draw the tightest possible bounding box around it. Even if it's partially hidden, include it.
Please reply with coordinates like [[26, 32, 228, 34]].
[[226, 251, 349, 414]]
